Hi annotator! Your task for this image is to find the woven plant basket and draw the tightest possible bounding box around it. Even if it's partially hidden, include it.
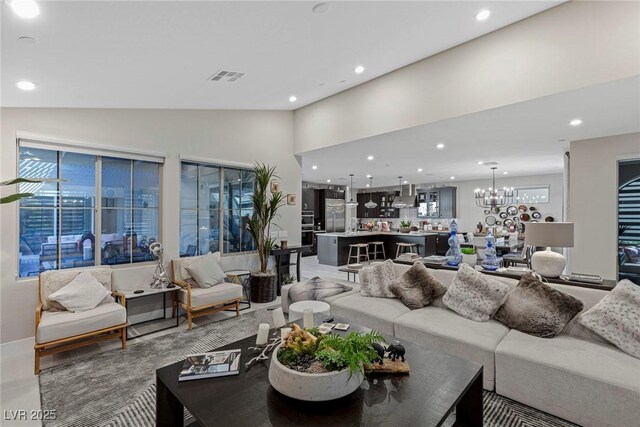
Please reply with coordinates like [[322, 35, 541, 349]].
[[250, 273, 277, 303]]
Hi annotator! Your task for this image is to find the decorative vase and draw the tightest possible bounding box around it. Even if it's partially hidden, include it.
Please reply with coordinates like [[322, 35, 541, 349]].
[[445, 229, 463, 266], [268, 344, 364, 401], [531, 247, 566, 277], [250, 273, 276, 303], [480, 233, 500, 271]]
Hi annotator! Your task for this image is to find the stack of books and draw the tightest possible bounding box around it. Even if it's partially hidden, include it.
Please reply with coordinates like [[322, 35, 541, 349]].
[[178, 349, 241, 382]]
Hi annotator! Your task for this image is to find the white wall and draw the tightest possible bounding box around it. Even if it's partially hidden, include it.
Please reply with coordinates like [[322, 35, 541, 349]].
[[570, 132, 640, 280], [0, 107, 299, 344], [294, 1, 640, 154]]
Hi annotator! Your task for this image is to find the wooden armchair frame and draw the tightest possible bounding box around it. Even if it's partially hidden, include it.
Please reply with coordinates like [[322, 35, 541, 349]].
[[34, 275, 127, 375], [171, 260, 241, 331]]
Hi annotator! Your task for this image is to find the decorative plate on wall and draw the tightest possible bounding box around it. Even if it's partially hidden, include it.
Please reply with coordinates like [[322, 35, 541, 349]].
[[499, 212, 508, 219], [507, 206, 518, 215], [519, 213, 530, 221], [485, 215, 497, 226], [545, 216, 555, 222], [518, 205, 528, 212], [484, 209, 491, 215], [496, 220, 502, 225], [531, 211, 542, 220], [530, 220, 539, 223], [513, 216, 520, 223], [529, 206, 537, 211], [503, 219, 514, 227]]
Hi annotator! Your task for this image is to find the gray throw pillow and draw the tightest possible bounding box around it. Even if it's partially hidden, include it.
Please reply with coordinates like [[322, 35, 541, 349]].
[[578, 279, 640, 359], [389, 261, 447, 310], [360, 259, 396, 298], [185, 252, 227, 288], [495, 274, 584, 338], [443, 263, 510, 322], [288, 277, 351, 303]]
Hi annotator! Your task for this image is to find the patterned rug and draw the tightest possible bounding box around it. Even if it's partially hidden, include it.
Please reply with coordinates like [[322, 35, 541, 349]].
[[39, 308, 576, 427]]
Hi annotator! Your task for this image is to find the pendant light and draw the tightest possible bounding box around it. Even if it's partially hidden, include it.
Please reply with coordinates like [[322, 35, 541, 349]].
[[365, 177, 377, 209], [345, 174, 358, 207], [392, 176, 408, 208]]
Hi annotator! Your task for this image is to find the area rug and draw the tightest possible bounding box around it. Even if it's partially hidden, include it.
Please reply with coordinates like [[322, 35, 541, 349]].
[[40, 308, 576, 427]]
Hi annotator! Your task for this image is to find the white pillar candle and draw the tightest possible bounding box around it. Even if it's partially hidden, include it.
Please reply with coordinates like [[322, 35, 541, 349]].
[[303, 308, 314, 329], [272, 307, 286, 328], [280, 327, 292, 344], [256, 323, 270, 346]]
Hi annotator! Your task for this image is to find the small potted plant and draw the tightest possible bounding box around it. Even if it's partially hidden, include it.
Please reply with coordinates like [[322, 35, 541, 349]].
[[399, 220, 412, 233], [269, 325, 385, 401], [461, 247, 477, 265]]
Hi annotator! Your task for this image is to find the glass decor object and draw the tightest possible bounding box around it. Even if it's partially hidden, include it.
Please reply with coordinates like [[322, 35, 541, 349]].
[[365, 177, 377, 209], [474, 167, 514, 210], [445, 229, 463, 266], [345, 174, 358, 208], [481, 232, 501, 271]]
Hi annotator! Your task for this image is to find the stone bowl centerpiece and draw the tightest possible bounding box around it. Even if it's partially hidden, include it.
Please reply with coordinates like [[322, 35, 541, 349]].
[[399, 220, 413, 233], [268, 324, 385, 401]]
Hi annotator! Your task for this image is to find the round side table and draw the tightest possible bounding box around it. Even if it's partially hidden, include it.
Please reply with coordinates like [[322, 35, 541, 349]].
[[288, 300, 331, 322]]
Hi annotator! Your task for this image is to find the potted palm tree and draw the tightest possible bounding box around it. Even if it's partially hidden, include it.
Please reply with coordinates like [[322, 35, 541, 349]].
[[247, 163, 286, 303]]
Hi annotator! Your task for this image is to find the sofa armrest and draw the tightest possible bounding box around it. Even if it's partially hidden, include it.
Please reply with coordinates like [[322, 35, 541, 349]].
[[173, 279, 192, 307], [34, 302, 43, 335], [281, 284, 293, 314], [112, 290, 126, 307]]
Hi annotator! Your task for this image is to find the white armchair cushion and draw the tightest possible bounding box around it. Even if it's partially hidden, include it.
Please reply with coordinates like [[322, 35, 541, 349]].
[[185, 252, 227, 288], [48, 271, 112, 312], [36, 302, 126, 344], [176, 252, 222, 283], [40, 268, 113, 311], [179, 283, 242, 308]]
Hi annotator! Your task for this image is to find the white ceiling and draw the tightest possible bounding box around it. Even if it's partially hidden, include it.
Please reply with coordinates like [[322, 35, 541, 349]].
[[300, 76, 640, 188], [1, 1, 563, 109]]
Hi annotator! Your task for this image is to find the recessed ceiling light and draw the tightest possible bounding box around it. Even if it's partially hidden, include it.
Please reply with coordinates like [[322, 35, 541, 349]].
[[311, 165, 318, 170], [354, 65, 365, 74], [475, 9, 491, 21], [503, 171, 509, 175], [403, 180, 408, 184], [436, 143, 445, 149], [367, 155, 374, 161], [366, 174, 372, 178], [312, 3, 329, 14], [16, 81, 36, 91], [326, 179, 331, 183], [366, 184, 370, 187], [569, 119, 582, 126], [9, 0, 40, 19], [477, 161, 484, 165], [417, 168, 423, 172], [450, 176, 455, 180], [289, 95, 297, 103]]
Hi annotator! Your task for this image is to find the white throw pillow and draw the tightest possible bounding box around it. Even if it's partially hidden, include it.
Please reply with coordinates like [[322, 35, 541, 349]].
[[185, 252, 227, 288], [578, 279, 640, 359], [360, 259, 396, 298], [48, 271, 112, 312], [443, 263, 510, 322]]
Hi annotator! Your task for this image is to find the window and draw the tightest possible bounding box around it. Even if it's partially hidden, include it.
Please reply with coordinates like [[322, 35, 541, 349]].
[[618, 159, 640, 285], [18, 145, 161, 277], [180, 162, 255, 257], [514, 186, 550, 204]]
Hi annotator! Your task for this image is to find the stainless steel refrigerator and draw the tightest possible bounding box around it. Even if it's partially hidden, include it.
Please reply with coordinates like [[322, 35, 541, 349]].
[[325, 199, 345, 232]]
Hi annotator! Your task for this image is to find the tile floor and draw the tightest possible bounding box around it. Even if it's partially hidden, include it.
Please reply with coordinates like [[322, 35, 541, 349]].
[[0, 256, 348, 426]]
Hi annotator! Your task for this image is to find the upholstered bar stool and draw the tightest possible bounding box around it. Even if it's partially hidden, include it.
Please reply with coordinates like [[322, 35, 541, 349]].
[[368, 241, 386, 261], [396, 242, 419, 258], [348, 243, 370, 266]]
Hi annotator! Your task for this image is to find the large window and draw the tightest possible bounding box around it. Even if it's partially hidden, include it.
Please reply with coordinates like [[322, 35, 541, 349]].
[[180, 162, 255, 257], [18, 145, 161, 277]]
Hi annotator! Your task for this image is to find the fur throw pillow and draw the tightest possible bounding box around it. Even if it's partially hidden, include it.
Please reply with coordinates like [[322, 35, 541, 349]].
[[495, 274, 584, 338], [578, 279, 640, 358], [443, 263, 510, 322], [360, 259, 396, 298], [288, 277, 351, 303], [389, 262, 447, 309]]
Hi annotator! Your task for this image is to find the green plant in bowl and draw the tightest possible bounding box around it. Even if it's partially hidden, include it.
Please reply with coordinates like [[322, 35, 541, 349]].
[[461, 247, 476, 255]]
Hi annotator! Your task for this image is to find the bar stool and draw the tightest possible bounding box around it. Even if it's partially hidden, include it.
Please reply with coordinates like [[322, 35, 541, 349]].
[[368, 241, 386, 261], [348, 243, 370, 266], [396, 242, 419, 259]]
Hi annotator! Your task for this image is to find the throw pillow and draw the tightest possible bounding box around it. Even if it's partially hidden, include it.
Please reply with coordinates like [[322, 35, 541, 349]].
[[578, 279, 640, 359], [359, 259, 396, 298], [443, 263, 510, 322], [185, 252, 227, 288], [389, 261, 447, 309], [179, 251, 222, 283], [41, 268, 113, 311], [495, 274, 584, 337], [47, 271, 112, 312], [288, 277, 351, 303]]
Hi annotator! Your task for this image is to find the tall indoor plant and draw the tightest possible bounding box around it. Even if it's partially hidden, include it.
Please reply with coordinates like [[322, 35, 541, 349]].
[[247, 163, 285, 303], [0, 178, 57, 204]]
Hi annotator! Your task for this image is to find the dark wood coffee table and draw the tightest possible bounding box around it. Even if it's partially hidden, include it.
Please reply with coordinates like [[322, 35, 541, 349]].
[[156, 322, 483, 427]]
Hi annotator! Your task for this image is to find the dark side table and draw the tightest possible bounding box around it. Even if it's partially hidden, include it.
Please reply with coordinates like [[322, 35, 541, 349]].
[[120, 286, 180, 339], [225, 270, 252, 311]]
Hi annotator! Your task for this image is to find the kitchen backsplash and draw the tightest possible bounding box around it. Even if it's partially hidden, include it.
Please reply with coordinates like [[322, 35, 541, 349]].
[[359, 207, 454, 229]]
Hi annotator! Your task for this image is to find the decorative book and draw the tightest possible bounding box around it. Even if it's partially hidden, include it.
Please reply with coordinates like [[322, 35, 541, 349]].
[[178, 349, 241, 382]]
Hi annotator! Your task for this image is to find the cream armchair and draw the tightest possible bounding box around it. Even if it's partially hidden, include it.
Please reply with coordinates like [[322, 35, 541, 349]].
[[171, 255, 242, 330], [34, 268, 126, 374]]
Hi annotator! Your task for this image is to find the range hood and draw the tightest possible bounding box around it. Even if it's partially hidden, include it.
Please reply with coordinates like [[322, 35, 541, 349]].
[[392, 184, 417, 208]]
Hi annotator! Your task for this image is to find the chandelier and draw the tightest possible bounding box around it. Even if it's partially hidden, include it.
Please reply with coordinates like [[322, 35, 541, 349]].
[[365, 177, 377, 209], [474, 167, 514, 210]]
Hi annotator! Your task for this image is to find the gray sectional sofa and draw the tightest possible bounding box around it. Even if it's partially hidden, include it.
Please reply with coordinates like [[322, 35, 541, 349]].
[[281, 263, 640, 427]]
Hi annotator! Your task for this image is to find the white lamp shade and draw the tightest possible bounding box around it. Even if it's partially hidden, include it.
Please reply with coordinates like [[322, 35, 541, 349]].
[[525, 222, 574, 248]]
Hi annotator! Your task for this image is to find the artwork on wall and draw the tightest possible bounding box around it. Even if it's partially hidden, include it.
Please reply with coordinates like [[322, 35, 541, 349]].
[[270, 181, 280, 193], [287, 194, 296, 205]]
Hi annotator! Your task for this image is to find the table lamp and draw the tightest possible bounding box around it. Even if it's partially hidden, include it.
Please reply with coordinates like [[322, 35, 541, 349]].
[[525, 222, 574, 277]]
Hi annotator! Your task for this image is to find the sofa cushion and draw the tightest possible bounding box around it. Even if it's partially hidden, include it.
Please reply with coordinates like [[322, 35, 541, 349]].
[[179, 283, 242, 308], [495, 330, 640, 427], [578, 279, 640, 358], [394, 306, 510, 390], [360, 259, 396, 298], [40, 268, 113, 311], [36, 302, 126, 344], [443, 264, 510, 322], [48, 271, 113, 312], [288, 277, 351, 303], [175, 252, 222, 283], [329, 294, 410, 336], [185, 252, 227, 288], [495, 274, 583, 338], [389, 262, 447, 309]]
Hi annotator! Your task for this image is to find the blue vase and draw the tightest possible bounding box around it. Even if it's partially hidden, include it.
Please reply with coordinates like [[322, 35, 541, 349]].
[[446, 229, 463, 266], [481, 233, 500, 271]]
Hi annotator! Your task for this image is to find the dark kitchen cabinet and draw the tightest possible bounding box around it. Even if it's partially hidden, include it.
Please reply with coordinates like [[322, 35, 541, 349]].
[[357, 192, 379, 218], [417, 187, 457, 219], [439, 187, 456, 218], [301, 189, 315, 211], [377, 191, 400, 218]]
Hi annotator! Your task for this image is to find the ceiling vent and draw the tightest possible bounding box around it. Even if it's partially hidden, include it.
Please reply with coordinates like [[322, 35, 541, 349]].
[[208, 70, 246, 82], [482, 161, 499, 166]]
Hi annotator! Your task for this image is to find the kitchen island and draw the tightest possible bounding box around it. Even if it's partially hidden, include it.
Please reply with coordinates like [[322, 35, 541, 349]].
[[317, 231, 446, 266]]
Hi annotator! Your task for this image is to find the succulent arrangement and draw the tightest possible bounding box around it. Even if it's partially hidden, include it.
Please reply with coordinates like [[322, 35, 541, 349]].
[[399, 220, 412, 228], [277, 324, 385, 377], [461, 247, 476, 255]]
